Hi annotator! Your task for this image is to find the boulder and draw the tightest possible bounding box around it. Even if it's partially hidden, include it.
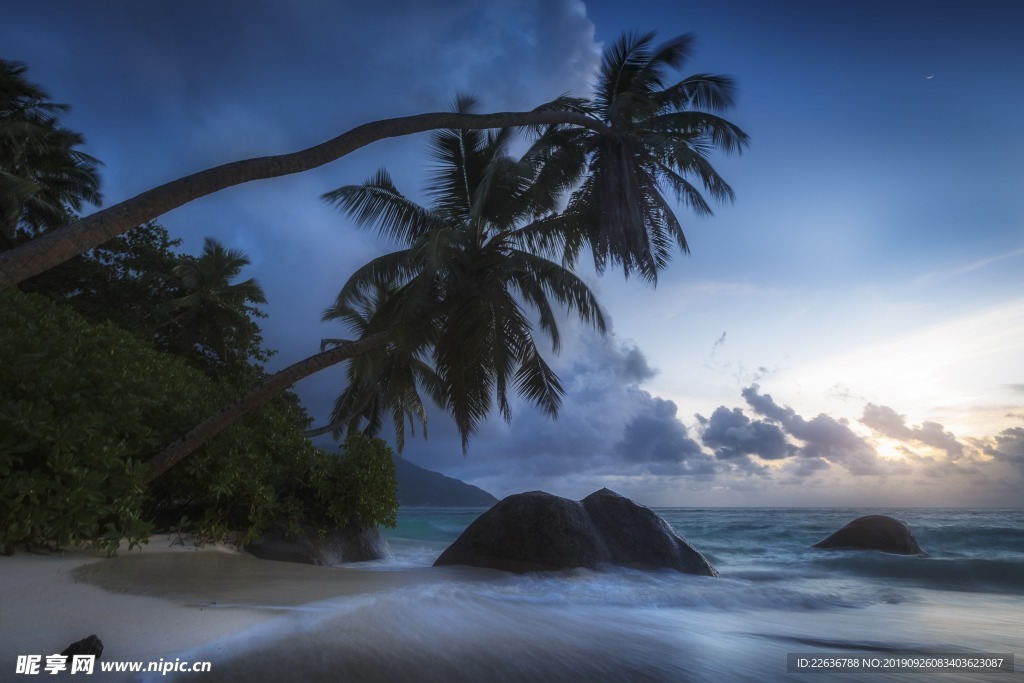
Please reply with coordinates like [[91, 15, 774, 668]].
[[582, 488, 717, 574], [434, 488, 717, 576], [245, 521, 392, 566], [812, 515, 924, 555], [61, 634, 103, 658]]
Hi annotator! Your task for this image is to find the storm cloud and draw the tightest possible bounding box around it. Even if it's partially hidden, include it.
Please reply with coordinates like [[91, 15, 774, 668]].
[[696, 406, 793, 461], [985, 427, 1024, 467], [741, 385, 881, 475]]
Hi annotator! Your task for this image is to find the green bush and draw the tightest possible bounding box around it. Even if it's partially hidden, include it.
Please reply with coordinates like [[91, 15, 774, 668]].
[[275, 433, 398, 538], [0, 289, 397, 554]]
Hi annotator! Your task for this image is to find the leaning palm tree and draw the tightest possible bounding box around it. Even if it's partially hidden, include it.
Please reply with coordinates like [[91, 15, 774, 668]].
[[138, 32, 746, 483], [0, 60, 102, 247], [302, 280, 443, 453], [0, 107, 605, 288], [528, 31, 748, 282], [0, 30, 745, 289], [143, 102, 608, 483]]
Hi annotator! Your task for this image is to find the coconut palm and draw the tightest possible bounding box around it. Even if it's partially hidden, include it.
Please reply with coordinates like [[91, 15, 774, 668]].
[[143, 102, 607, 483], [168, 236, 267, 366], [302, 280, 442, 452], [0, 31, 744, 291], [0, 60, 102, 247], [528, 31, 748, 282], [0, 107, 605, 288], [137, 32, 747, 483], [318, 97, 608, 451]]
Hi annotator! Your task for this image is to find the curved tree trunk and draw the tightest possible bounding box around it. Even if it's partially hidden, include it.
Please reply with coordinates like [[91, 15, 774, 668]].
[[0, 110, 606, 290], [141, 331, 390, 484]]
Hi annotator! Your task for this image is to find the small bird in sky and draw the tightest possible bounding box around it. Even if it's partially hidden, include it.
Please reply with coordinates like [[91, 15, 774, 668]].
[[925, 74, 935, 79]]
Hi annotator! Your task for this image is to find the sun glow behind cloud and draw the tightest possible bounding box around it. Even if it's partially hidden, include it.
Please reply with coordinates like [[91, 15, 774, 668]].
[[783, 297, 1024, 436]]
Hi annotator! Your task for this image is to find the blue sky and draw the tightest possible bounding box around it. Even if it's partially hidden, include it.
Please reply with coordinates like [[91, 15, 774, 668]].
[[5, 0, 1023, 506]]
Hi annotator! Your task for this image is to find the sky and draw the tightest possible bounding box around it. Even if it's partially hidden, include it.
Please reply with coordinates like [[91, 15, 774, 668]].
[[5, 0, 1023, 507]]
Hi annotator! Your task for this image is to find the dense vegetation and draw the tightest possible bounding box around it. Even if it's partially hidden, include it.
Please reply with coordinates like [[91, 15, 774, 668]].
[[1, 32, 746, 553], [1, 243, 397, 555]]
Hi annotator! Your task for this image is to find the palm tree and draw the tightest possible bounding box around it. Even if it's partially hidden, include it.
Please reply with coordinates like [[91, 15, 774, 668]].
[[0, 108, 605, 288], [0, 60, 102, 247], [137, 32, 747, 483], [142, 101, 607, 483], [0, 32, 744, 290], [319, 97, 608, 450], [528, 31, 749, 282], [168, 236, 267, 366], [302, 280, 442, 453]]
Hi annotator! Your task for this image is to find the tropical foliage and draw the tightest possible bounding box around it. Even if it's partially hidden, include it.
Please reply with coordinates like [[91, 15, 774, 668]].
[[167, 236, 268, 374], [0, 59, 102, 247], [142, 32, 747, 478], [307, 280, 442, 451], [319, 96, 608, 450], [529, 31, 748, 282], [1, 32, 747, 550], [0, 288, 397, 553]]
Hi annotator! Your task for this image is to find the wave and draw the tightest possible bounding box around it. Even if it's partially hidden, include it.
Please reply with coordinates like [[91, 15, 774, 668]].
[[811, 554, 1024, 593]]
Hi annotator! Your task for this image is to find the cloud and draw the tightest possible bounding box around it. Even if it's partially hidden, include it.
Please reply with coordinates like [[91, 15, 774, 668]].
[[696, 406, 794, 460], [984, 427, 1024, 467], [742, 385, 881, 474], [615, 395, 717, 476], [709, 331, 727, 358], [860, 403, 964, 459]]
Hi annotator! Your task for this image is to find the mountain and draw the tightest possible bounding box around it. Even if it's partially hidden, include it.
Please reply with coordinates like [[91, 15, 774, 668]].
[[392, 455, 499, 508]]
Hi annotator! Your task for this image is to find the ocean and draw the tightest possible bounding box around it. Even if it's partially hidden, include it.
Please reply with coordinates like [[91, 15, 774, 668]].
[[155, 507, 1024, 682]]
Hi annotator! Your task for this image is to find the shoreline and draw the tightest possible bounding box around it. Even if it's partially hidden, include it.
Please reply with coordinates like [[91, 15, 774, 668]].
[[0, 534, 501, 680]]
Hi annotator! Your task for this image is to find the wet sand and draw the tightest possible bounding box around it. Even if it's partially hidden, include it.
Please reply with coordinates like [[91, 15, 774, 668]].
[[0, 535, 501, 681]]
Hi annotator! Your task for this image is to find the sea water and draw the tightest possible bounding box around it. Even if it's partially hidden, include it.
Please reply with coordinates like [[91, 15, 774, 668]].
[[154, 508, 1024, 682]]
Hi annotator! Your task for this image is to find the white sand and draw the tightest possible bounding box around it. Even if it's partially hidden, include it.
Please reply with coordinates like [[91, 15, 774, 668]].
[[0, 537, 277, 678], [0, 535, 497, 681]]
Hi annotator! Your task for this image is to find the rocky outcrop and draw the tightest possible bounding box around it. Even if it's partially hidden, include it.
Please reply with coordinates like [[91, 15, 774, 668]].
[[433, 488, 717, 576], [245, 522, 392, 566], [812, 515, 925, 555], [61, 634, 103, 658]]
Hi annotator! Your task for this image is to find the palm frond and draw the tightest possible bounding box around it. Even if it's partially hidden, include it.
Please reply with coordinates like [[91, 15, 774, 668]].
[[323, 169, 446, 245]]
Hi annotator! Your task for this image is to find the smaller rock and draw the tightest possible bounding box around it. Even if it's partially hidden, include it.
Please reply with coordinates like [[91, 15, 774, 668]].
[[813, 515, 925, 555], [246, 522, 392, 566], [61, 634, 103, 659]]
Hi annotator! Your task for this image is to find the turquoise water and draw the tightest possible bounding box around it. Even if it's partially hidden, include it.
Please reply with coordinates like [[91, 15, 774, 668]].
[[160, 507, 1024, 682]]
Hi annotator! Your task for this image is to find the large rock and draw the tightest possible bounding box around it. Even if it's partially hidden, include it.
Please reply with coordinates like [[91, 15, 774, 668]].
[[246, 522, 392, 566], [813, 515, 925, 555], [434, 488, 717, 576], [582, 488, 717, 575]]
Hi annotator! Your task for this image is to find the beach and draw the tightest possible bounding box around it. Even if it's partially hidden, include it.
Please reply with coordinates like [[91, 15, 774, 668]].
[[0, 535, 505, 682], [2, 508, 1022, 682], [0, 537, 329, 679]]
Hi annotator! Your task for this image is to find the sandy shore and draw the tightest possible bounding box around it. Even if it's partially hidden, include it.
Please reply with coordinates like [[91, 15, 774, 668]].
[[0, 535, 499, 681]]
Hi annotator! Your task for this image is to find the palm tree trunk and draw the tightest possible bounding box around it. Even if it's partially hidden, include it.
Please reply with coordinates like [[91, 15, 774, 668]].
[[0, 110, 607, 290], [141, 331, 390, 484]]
